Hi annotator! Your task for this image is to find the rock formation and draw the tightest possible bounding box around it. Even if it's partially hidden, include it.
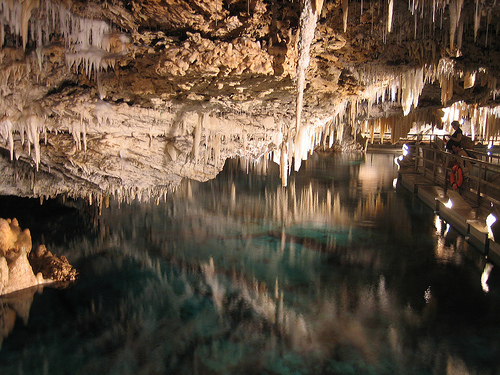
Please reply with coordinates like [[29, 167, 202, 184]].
[[0, 0, 498, 203], [0, 218, 77, 296], [29, 244, 78, 283]]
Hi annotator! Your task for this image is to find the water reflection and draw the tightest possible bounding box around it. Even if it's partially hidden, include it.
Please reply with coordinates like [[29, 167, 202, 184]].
[[0, 286, 39, 349], [0, 152, 499, 374]]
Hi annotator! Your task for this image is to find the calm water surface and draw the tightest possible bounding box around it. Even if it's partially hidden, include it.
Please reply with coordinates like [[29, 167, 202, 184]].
[[0, 151, 499, 375]]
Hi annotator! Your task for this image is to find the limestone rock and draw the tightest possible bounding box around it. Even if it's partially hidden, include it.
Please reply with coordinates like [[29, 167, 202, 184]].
[[0, 218, 78, 296], [0, 249, 38, 296], [29, 245, 78, 283], [0, 218, 32, 259]]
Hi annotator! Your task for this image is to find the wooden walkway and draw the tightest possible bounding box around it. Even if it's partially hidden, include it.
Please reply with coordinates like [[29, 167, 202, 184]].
[[397, 144, 500, 266]]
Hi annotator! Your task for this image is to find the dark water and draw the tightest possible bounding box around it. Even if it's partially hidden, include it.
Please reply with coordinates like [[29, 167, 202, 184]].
[[1, 151, 500, 375]]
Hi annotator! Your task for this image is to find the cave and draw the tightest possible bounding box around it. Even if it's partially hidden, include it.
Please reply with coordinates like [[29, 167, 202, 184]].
[[1, 1, 500, 374]]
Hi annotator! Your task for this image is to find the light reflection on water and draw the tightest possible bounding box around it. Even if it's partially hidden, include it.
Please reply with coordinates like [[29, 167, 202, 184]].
[[1, 152, 500, 375]]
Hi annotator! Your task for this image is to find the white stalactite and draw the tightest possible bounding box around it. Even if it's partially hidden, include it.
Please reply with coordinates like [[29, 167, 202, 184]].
[[449, 0, 464, 51], [342, 0, 349, 33], [464, 71, 475, 89], [0, 118, 14, 159], [296, 0, 318, 134], [387, 0, 394, 33], [21, 0, 39, 50], [1, 0, 127, 80], [279, 142, 288, 187], [292, 0, 320, 183], [192, 113, 203, 162], [474, 0, 481, 42]]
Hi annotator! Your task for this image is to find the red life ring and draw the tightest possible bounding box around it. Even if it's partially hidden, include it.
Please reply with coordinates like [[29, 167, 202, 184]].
[[450, 164, 463, 190]]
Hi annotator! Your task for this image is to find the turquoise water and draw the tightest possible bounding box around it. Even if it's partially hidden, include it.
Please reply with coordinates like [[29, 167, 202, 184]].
[[0, 152, 499, 375]]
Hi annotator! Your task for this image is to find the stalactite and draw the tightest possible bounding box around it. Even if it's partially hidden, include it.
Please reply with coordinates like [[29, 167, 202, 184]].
[[293, 127, 307, 172], [21, 0, 39, 50], [192, 113, 203, 162], [342, 0, 349, 33], [485, 8, 492, 47], [0, 118, 14, 159], [439, 75, 453, 106], [464, 71, 475, 89], [213, 133, 221, 165], [81, 115, 87, 152], [242, 128, 248, 154], [449, 0, 464, 51], [204, 133, 210, 164], [0, 0, 499, 197], [474, 0, 481, 42], [25, 115, 40, 170], [313, 0, 324, 14], [456, 9, 464, 50], [295, 0, 318, 134], [2, 0, 127, 80], [387, 0, 394, 33]]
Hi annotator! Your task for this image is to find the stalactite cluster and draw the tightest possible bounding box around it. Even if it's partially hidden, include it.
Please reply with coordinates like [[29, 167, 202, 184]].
[[0, 0, 498, 196]]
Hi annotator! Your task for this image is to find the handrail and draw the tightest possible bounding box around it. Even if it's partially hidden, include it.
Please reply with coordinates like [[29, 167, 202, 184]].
[[409, 144, 500, 214], [367, 132, 500, 148], [466, 149, 500, 166]]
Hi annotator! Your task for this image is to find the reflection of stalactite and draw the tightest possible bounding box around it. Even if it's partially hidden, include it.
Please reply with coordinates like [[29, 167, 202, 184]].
[[0, 287, 38, 349]]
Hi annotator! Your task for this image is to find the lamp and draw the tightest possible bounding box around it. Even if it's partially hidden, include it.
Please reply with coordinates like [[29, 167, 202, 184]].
[[486, 213, 498, 241]]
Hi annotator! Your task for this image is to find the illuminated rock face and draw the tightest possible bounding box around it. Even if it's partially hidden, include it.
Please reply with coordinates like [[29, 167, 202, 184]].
[[0, 218, 77, 296], [0, 218, 37, 295], [0, 0, 499, 201]]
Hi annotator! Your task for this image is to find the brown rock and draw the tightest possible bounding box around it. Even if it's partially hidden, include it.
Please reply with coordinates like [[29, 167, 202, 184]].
[[29, 245, 78, 283]]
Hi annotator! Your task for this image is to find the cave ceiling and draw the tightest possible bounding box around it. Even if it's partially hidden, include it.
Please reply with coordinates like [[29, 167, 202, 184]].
[[0, 0, 500, 204]]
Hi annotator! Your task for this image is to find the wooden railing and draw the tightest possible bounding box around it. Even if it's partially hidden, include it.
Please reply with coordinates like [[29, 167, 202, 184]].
[[367, 132, 500, 147], [408, 144, 500, 214]]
